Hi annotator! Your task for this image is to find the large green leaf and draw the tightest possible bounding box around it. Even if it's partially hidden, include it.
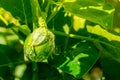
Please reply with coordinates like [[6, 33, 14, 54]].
[[102, 41, 120, 62], [49, 41, 99, 78], [63, 0, 115, 29], [87, 25, 120, 62]]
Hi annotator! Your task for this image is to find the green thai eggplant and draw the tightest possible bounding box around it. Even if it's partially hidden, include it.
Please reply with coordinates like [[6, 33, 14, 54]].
[[24, 27, 55, 62]]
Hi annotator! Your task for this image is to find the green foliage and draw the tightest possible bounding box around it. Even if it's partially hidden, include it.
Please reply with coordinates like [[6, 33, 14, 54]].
[[0, 0, 120, 80], [63, 0, 114, 29], [49, 41, 99, 78]]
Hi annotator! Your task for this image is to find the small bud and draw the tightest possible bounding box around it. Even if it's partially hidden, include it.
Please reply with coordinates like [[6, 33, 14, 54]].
[[24, 27, 55, 62]]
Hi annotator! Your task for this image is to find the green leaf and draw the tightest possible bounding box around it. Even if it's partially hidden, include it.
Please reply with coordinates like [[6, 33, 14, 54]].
[[87, 25, 120, 42], [0, 8, 20, 26], [19, 25, 31, 36], [64, 0, 104, 4], [49, 41, 99, 78], [87, 25, 120, 62], [63, 0, 115, 29], [0, 0, 25, 24], [102, 41, 120, 62], [0, 0, 32, 29]]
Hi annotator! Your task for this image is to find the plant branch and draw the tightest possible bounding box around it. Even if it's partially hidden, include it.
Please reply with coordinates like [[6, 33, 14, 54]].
[[21, 0, 28, 25], [51, 30, 117, 49], [32, 62, 39, 80], [46, 2, 62, 23], [30, 0, 42, 30], [0, 61, 24, 67]]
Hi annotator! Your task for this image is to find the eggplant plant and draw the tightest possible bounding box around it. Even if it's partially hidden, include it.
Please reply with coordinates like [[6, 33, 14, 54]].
[[0, 0, 120, 80]]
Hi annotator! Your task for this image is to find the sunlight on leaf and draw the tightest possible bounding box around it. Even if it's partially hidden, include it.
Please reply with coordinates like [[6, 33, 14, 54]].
[[87, 25, 120, 41], [14, 64, 27, 80], [63, 0, 115, 29], [63, 24, 70, 34], [64, 53, 89, 76], [114, 27, 120, 33], [88, 4, 114, 14], [0, 27, 19, 45], [73, 16, 85, 31], [0, 27, 7, 45], [0, 35, 7, 45], [0, 8, 20, 26], [64, 0, 76, 3]]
